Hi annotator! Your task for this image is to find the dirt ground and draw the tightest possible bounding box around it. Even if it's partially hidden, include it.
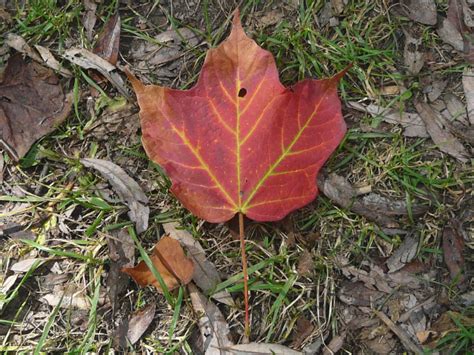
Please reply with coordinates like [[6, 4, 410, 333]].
[[0, 0, 473, 354]]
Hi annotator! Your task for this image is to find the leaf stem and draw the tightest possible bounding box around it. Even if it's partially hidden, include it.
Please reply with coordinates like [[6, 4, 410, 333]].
[[239, 212, 250, 339]]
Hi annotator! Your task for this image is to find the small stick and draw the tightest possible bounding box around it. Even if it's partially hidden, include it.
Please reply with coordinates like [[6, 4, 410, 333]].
[[238, 212, 250, 340], [375, 310, 423, 354]]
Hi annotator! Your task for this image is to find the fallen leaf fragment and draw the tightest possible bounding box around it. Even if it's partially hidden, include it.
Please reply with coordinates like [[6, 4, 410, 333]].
[[130, 28, 200, 69], [402, 0, 437, 25], [442, 222, 466, 285], [188, 283, 233, 355], [227, 343, 302, 355], [462, 67, 474, 125], [127, 11, 347, 223], [318, 173, 427, 228], [437, 17, 465, 51], [404, 29, 424, 74], [122, 236, 194, 292], [296, 249, 313, 277], [41, 285, 106, 310], [443, 93, 469, 125], [415, 101, 469, 162], [348, 101, 428, 137], [10, 258, 44, 273], [5, 34, 71, 77], [291, 316, 315, 348], [81, 158, 149, 234], [93, 12, 120, 65], [82, 0, 97, 42], [63, 48, 129, 99], [386, 234, 419, 273], [0, 53, 73, 160], [322, 333, 346, 355], [163, 222, 234, 306], [114, 303, 156, 347], [107, 228, 135, 311]]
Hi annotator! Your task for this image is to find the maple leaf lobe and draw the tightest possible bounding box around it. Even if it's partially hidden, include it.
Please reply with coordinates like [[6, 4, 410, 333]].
[[128, 11, 347, 223]]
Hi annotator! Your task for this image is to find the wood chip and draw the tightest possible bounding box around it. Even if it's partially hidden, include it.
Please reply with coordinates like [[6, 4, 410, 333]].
[[404, 29, 424, 74]]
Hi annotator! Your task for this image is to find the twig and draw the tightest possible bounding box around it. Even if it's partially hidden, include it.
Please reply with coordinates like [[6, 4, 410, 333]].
[[375, 310, 423, 354]]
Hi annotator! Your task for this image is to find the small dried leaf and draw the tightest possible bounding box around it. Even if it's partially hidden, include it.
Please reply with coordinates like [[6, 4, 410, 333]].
[[296, 249, 313, 277], [386, 234, 419, 273], [114, 303, 156, 347], [228, 343, 302, 355], [122, 236, 194, 292], [291, 316, 315, 348], [462, 67, 474, 125], [402, 0, 437, 25], [442, 223, 466, 285], [81, 158, 149, 234], [93, 12, 121, 65], [107, 228, 135, 311], [415, 101, 469, 162], [188, 283, 233, 355], [10, 258, 44, 273], [82, 0, 97, 42], [404, 30, 424, 74], [347, 101, 428, 137], [163, 222, 234, 306], [0, 54, 73, 160], [63, 48, 129, 99], [322, 333, 346, 355]]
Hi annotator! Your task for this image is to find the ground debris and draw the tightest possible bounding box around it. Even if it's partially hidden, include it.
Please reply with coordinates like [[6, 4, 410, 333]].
[[403, 28, 425, 74], [415, 101, 469, 162], [122, 236, 194, 292], [318, 173, 428, 228], [107, 228, 135, 312], [82, 0, 97, 42], [462, 67, 474, 125], [188, 283, 234, 355], [0, 53, 72, 160], [93, 11, 120, 66], [114, 303, 156, 348], [290, 316, 315, 349], [130, 27, 201, 71], [296, 249, 313, 277], [63, 48, 129, 99], [386, 234, 419, 273], [5, 33, 71, 77], [442, 221, 466, 287], [347, 101, 429, 137], [163, 222, 234, 306], [401, 0, 437, 25], [81, 158, 149, 233], [226, 343, 302, 355]]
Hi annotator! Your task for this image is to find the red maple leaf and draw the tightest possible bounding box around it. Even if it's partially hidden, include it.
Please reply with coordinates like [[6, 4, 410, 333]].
[[127, 12, 347, 224], [126, 10, 347, 336]]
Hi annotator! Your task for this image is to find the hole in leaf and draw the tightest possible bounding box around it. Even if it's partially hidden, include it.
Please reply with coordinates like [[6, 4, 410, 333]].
[[238, 88, 247, 97]]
